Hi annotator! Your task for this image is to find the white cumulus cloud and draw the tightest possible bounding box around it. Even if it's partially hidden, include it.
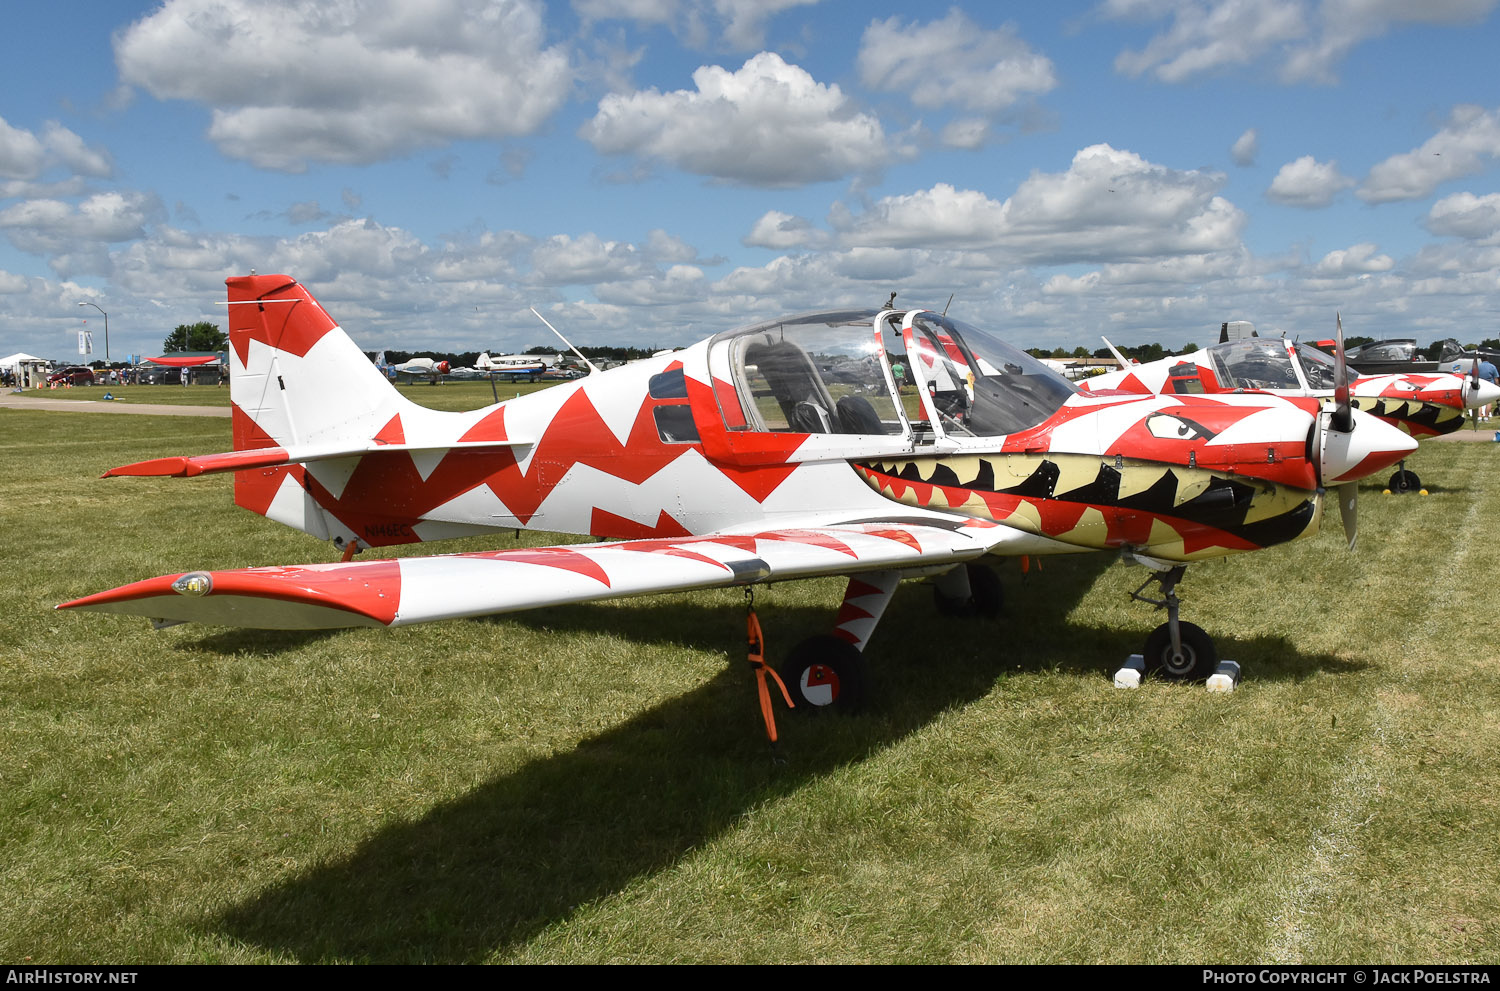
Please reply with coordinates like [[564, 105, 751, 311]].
[[1359, 104, 1500, 203], [1280, 0, 1497, 83], [114, 0, 573, 171], [836, 144, 1244, 266], [580, 52, 888, 187], [1107, 0, 1307, 83], [0, 117, 111, 182], [1103, 0, 1497, 85], [743, 210, 830, 250], [1231, 128, 1258, 165], [1312, 242, 1394, 276], [857, 9, 1057, 113], [0, 118, 45, 181], [528, 233, 654, 286], [0, 191, 162, 250], [572, 0, 821, 50], [1424, 192, 1500, 240], [1267, 155, 1353, 207]]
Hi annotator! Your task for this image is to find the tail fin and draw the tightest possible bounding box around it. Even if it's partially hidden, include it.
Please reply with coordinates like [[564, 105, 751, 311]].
[[227, 274, 416, 539]]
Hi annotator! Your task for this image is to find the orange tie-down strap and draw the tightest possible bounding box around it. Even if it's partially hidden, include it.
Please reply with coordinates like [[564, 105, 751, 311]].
[[746, 608, 794, 744]]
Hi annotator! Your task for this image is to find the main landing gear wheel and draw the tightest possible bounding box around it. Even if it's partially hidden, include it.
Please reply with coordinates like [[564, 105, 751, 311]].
[[779, 635, 867, 714], [1388, 468, 1421, 494], [932, 563, 1003, 619], [1143, 621, 1218, 681]]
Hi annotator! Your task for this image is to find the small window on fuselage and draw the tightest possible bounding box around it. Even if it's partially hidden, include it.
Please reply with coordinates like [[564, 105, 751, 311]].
[[654, 404, 700, 443], [648, 368, 689, 399]]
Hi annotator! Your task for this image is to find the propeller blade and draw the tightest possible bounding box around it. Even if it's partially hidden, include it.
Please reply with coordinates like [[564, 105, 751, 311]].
[[1337, 481, 1358, 552], [1472, 356, 1481, 431], [1330, 312, 1353, 433]]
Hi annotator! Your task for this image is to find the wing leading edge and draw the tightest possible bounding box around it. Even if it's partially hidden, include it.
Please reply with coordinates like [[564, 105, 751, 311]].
[[58, 521, 1017, 630]]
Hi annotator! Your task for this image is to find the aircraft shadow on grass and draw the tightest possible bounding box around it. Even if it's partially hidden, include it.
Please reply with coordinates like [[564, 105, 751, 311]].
[[213, 554, 1358, 963], [172, 627, 343, 655]]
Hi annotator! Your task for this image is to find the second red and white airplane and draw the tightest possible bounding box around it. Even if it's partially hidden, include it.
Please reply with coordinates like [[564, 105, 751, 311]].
[[60, 276, 1417, 707], [1080, 331, 1499, 492]]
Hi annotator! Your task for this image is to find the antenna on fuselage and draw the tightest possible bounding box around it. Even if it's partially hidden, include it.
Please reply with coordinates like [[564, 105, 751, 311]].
[[1101, 336, 1133, 370], [529, 307, 601, 376]]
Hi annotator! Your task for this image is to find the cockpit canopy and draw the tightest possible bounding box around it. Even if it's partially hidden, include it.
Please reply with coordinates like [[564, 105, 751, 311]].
[[706, 308, 1076, 447], [1208, 338, 1344, 393]]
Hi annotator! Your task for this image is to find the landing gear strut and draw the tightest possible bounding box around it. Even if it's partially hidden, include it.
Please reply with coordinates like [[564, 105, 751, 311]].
[[777, 571, 900, 715], [1129, 565, 1218, 681], [932, 562, 1003, 619]]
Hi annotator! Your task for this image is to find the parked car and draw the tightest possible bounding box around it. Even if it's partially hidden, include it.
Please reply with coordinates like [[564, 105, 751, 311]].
[[47, 366, 94, 385], [132, 365, 181, 385]]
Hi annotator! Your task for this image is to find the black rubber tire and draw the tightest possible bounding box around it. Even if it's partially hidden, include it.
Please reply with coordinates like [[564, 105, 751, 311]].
[[932, 563, 1004, 619], [1388, 469, 1421, 494], [1142, 621, 1218, 681], [779, 635, 867, 713]]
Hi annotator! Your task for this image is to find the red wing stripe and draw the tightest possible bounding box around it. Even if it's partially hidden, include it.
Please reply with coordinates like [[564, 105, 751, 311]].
[[852, 527, 924, 552], [476, 548, 612, 587]]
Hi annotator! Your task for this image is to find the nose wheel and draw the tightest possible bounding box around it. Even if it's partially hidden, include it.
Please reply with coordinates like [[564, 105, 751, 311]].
[[1130, 565, 1219, 681], [1142, 620, 1217, 680], [1387, 461, 1422, 494]]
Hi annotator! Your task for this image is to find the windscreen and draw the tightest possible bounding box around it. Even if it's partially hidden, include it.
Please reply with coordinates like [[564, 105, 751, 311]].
[[906, 313, 1077, 436], [1294, 343, 1339, 391], [1212, 340, 1301, 390]]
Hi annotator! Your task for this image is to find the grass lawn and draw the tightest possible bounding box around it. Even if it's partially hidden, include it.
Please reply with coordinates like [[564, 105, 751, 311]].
[[3, 406, 1498, 963]]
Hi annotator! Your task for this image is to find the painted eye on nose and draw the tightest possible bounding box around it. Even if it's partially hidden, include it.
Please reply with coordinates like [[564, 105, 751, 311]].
[[1146, 413, 1212, 441]]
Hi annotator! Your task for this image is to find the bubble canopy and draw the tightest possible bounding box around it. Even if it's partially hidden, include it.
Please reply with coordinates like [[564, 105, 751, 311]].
[[708, 308, 1077, 442]]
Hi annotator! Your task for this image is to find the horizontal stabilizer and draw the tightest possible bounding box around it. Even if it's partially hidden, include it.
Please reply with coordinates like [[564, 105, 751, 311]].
[[58, 521, 1008, 630], [103, 438, 534, 478]]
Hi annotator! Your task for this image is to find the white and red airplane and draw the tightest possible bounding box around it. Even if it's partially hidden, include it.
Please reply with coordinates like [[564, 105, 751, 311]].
[[1079, 331, 1500, 493], [476, 352, 551, 382], [382, 354, 451, 383], [59, 276, 1417, 719]]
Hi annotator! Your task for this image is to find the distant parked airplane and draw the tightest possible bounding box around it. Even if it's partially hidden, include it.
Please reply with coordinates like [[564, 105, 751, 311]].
[[373, 352, 451, 384], [476, 353, 552, 382]]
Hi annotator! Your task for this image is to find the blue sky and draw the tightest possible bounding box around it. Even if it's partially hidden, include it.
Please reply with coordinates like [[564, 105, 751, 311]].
[[3, 0, 1499, 362]]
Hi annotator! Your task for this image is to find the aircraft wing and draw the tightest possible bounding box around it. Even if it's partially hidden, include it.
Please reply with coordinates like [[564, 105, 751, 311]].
[[57, 520, 1012, 631]]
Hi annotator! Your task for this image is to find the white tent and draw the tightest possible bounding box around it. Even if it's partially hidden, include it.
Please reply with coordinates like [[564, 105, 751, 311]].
[[2, 352, 50, 389]]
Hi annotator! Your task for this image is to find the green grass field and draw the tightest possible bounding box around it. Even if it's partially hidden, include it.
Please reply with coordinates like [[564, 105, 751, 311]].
[[3, 406, 1498, 963]]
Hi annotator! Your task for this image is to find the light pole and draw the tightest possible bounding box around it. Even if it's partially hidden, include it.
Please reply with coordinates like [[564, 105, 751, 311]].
[[76, 301, 109, 361]]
